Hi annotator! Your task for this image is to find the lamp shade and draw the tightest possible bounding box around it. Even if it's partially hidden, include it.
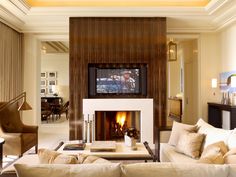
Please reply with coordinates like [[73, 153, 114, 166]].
[[231, 76, 236, 88], [18, 101, 32, 111], [211, 78, 217, 88], [0, 92, 32, 112]]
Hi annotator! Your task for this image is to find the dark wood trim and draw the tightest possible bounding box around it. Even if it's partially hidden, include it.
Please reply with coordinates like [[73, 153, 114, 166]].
[[143, 141, 156, 162]]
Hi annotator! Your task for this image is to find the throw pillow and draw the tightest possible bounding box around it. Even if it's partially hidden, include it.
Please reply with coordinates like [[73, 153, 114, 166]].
[[14, 163, 121, 177], [77, 154, 111, 164], [198, 141, 228, 164], [196, 119, 233, 149], [38, 148, 77, 164], [223, 148, 236, 164], [227, 128, 236, 149], [176, 132, 205, 159], [168, 121, 197, 146]]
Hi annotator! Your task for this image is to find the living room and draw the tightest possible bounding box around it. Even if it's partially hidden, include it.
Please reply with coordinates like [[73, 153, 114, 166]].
[[1, 0, 236, 177]]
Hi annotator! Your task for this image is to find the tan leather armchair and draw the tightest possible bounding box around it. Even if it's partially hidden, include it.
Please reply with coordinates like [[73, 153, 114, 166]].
[[0, 102, 38, 156]]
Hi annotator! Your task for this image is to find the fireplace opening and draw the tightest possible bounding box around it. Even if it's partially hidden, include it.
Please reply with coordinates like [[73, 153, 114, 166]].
[[95, 111, 140, 142]]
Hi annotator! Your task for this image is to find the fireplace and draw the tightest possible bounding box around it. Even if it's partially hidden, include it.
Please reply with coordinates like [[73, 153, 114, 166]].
[[83, 98, 153, 147], [95, 111, 140, 141]]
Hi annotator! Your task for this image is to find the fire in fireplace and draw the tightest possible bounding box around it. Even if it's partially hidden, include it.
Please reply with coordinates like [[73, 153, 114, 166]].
[[95, 111, 140, 142]]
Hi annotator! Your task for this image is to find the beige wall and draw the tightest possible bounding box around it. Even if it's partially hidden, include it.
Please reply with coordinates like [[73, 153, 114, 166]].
[[220, 24, 236, 72], [197, 24, 236, 122], [198, 33, 221, 121], [22, 34, 41, 125]]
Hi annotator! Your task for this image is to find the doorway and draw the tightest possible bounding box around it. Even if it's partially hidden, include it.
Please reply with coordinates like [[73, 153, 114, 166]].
[[167, 38, 199, 125], [40, 41, 69, 125]]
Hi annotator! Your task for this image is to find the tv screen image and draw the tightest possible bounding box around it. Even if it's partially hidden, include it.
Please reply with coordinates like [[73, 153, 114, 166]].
[[96, 68, 140, 94]]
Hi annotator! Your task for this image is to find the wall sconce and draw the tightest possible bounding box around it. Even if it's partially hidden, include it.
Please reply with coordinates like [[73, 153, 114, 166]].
[[168, 41, 177, 61], [211, 78, 217, 95]]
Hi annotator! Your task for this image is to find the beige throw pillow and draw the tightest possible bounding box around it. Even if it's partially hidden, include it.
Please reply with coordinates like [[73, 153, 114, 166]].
[[38, 148, 77, 164], [77, 154, 111, 164], [176, 132, 205, 159], [224, 148, 236, 164], [168, 121, 197, 146], [198, 141, 228, 164]]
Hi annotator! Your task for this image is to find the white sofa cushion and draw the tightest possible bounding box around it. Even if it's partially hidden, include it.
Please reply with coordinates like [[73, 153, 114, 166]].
[[196, 119, 233, 149], [14, 163, 121, 177], [224, 148, 236, 164], [229, 164, 236, 177], [228, 129, 236, 149], [121, 163, 229, 177]]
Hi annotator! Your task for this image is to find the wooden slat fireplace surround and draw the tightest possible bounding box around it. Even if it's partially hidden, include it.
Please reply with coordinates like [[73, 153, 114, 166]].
[[69, 17, 167, 152]]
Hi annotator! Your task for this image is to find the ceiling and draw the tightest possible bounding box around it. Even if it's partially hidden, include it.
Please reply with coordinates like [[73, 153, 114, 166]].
[[25, 0, 211, 7], [0, 0, 236, 33], [41, 41, 69, 54]]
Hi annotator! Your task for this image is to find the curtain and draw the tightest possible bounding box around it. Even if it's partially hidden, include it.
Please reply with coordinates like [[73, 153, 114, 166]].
[[0, 22, 23, 101]]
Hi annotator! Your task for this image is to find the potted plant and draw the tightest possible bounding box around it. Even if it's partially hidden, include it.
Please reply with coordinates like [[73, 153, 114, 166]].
[[124, 127, 139, 150]]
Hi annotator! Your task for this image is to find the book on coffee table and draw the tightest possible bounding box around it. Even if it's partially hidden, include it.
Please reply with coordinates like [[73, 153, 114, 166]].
[[90, 141, 116, 152], [63, 143, 86, 150]]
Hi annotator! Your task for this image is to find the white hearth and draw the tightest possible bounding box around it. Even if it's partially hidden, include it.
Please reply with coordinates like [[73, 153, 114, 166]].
[[83, 99, 153, 147]]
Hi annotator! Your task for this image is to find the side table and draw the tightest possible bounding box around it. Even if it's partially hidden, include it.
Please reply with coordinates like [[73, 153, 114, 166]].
[[0, 138, 5, 169]]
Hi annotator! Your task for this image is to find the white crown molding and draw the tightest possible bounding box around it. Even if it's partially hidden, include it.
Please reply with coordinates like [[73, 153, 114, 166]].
[[9, 0, 30, 14], [205, 0, 231, 15], [1, 0, 236, 33], [27, 6, 206, 16], [0, 5, 25, 31]]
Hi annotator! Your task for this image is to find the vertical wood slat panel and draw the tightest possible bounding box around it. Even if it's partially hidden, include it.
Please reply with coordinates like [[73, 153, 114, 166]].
[[69, 18, 167, 145]]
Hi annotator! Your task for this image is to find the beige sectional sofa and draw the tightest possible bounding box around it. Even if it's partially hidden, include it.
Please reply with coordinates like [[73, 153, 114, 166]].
[[2, 118, 236, 177], [2, 161, 236, 177], [159, 119, 236, 163]]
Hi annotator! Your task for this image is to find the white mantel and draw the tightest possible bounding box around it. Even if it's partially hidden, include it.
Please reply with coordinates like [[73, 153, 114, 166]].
[[83, 98, 154, 147]]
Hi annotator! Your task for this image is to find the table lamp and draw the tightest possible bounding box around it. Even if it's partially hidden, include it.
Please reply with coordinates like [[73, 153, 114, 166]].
[[211, 78, 217, 95]]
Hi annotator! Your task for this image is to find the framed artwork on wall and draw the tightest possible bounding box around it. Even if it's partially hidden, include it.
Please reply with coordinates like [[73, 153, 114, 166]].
[[41, 72, 47, 78], [47, 87, 54, 94], [220, 71, 236, 93], [48, 72, 57, 79], [41, 80, 47, 86], [48, 80, 57, 86], [41, 88, 47, 94]]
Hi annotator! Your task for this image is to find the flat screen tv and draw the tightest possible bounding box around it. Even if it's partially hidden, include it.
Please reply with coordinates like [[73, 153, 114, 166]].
[[88, 64, 147, 97]]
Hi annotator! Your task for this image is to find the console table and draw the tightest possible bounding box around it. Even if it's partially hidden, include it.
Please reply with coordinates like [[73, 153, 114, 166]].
[[41, 97, 63, 105], [208, 102, 236, 129]]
